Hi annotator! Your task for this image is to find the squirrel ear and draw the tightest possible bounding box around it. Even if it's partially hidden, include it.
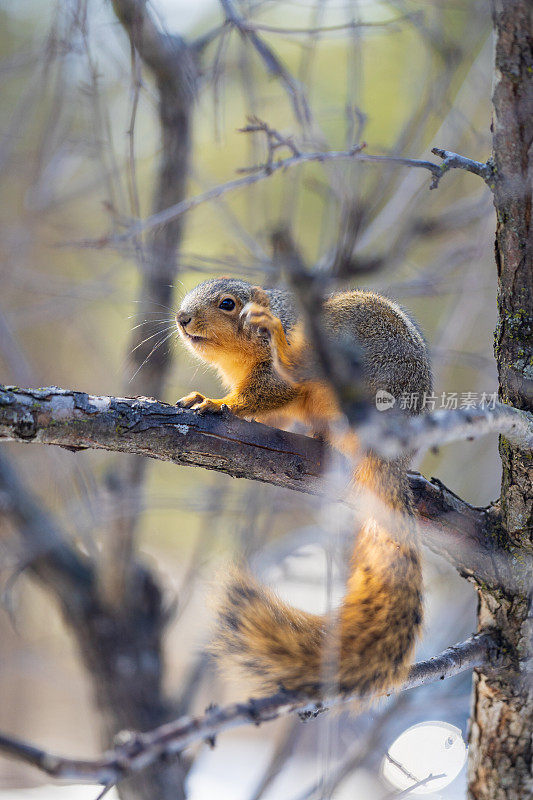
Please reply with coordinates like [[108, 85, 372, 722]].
[[250, 286, 270, 306]]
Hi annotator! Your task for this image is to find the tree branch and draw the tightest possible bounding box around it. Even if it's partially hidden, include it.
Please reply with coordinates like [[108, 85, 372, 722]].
[[74, 140, 494, 250], [430, 147, 494, 185], [81, 143, 365, 248], [356, 149, 493, 190], [219, 0, 311, 125], [358, 402, 533, 458], [1, 386, 530, 467], [0, 452, 94, 609], [235, 13, 418, 37], [0, 385, 520, 588], [0, 633, 502, 787]]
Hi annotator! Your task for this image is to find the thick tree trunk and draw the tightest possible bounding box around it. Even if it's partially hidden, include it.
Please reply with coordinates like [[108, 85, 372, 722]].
[[467, 2, 533, 798]]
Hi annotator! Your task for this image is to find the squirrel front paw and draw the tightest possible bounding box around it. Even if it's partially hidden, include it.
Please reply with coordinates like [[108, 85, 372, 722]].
[[177, 391, 206, 408], [177, 392, 227, 414], [240, 302, 279, 340]]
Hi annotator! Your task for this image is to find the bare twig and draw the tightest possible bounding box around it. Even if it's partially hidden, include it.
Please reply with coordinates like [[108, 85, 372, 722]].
[[71, 137, 494, 250], [76, 143, 365, 249], [356, 149, 493, 189], [291, 695, 409, 800], [239, 115, 302, 169], [431, 147, 494, 184], [219, 0, 311, 125], [237, 14, 419, 37], [383, 770, 446, 798], [192, 23, 227, 54], [0, 634, 501, 787]]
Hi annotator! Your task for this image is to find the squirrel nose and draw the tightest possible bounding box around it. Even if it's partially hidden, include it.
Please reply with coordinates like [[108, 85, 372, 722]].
[[177, 311, 192, 328]]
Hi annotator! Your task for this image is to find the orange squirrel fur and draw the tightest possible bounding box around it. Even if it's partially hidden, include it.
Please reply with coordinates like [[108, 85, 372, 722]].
[[176, 278, 432, 697]]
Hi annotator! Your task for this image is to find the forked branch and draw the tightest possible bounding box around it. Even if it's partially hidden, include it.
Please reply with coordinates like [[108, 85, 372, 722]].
[[75, 120, 493, 249]]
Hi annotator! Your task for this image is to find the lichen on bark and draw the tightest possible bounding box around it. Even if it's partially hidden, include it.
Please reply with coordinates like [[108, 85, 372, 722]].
[[467, 2, 533, 798]]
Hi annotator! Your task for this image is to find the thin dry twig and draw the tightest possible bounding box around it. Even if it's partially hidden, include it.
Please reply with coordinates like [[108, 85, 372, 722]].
[[431, 147, 493, 185], [72, 137, 493, 250], [238, 115, 302, 169], [356, 149, 493, 190], [74, 142, 366, 249], [382, 769, 446, 798], [76, 144, 494, 248], [238, 13, 419, 37], [219, 0, 312, 125], [0, 634, 501, 787]]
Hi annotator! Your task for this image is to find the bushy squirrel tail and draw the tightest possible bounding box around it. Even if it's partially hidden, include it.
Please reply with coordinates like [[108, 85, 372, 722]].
[[211, 455, 423, 697]]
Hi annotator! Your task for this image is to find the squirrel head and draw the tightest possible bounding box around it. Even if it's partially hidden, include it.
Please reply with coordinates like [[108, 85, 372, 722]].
[[176, 278, 270, 362]]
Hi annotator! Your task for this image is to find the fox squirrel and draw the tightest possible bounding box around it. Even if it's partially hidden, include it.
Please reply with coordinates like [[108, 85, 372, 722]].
[[176, 278, 432, 697]]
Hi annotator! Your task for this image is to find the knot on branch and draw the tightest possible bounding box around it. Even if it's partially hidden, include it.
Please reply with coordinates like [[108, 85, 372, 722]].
[[15, 412, 37, 440]]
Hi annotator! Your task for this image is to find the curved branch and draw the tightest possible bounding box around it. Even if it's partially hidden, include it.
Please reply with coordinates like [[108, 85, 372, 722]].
[[82, 143, 365, 248], [0, 633, 502, 787]]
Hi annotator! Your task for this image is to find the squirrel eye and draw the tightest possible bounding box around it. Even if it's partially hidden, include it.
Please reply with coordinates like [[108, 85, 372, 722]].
[[218, 298, 236, 311]]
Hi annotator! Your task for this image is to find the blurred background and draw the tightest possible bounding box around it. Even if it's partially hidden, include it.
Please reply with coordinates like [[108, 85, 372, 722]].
[[0, 1, 500, 798]]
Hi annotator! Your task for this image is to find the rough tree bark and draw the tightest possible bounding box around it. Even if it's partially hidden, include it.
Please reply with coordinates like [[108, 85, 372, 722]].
[[467, 2, 533, 798]]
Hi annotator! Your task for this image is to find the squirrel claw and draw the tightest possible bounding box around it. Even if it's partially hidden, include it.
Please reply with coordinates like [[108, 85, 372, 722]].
[[178, 393, 229, 414], [195, 398, 226, 414]]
